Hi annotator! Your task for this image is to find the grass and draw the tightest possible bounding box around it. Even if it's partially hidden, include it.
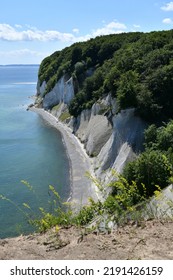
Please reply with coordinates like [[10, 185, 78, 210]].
[[59, 111, 71, 122], [52, 103, 61, 111], [1, 172, 173, 236]]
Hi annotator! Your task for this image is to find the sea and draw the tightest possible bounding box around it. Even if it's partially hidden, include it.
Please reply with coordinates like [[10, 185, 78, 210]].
[[0, 65, 70, 239]]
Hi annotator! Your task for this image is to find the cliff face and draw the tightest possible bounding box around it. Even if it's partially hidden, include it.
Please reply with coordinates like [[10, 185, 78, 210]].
[[95, 108, 146, 183], [37, 76, 146, 182], [37, 76, 74, 110], [71, 104, 113, 156]]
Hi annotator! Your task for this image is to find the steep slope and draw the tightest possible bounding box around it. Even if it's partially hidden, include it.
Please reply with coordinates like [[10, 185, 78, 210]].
[[35, 29, 173, 207], [36, 74, 146, 184], [37, 30, 173, 122]]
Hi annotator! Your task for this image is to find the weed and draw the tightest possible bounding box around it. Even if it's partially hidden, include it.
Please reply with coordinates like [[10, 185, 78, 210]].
[[1, 171, 173, 236], [59, 111, 71, 122]]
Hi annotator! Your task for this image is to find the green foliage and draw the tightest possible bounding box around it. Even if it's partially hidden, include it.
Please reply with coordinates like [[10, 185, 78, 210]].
[[144, 124, 157, 148], [104, 175, 144, 216], [52, 103, 61, 111], [122, 120, 173, 204], [31, 185, 73, 232], [145, 120, 173, 151], [103, 66, 120, 94], [73, 172, 148, 227], [156, 121, 173, 151], [73, 198, 103, 226], [38, 29, 173, 121], [123, 149, 172, 197], [0, 183, 73, 233], [71, 46, 82, 65], [74, 61, 85, 76], [0, 172, 151, 234], [3, 168, 173, 235], [117, 70, 139, 109], [59, 111, 71, 122], [68, 90, 86, 117]]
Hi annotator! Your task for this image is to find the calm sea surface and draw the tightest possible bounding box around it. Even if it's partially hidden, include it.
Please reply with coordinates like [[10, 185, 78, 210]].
[[0, 65, 70, 238]]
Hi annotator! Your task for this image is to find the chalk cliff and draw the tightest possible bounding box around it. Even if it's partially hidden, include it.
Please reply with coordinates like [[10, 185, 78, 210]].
[[36, 76, 74, 110], [36, 76, 146, 184]]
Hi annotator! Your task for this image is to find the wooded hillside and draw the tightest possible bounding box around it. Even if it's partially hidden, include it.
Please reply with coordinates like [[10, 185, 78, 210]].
[[39, 29, 173, 122]]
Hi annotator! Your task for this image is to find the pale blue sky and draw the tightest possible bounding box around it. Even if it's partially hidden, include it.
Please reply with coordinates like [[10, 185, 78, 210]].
[[0, 0, 173, 64]]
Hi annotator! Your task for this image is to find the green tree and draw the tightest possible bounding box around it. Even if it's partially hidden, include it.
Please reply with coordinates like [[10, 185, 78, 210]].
[[157, 121, 173, 151], [123, 149, 172, 197], [71, 46, 82, 65], [74, 61, 85, 76], [104, 66, 120, 95], [144, 124, 157, 148], [117, 70, 139, 109]]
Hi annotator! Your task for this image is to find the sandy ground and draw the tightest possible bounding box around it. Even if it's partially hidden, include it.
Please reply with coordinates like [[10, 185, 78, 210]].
[[0, 220, 173, 259], [30, 107, 98, 209]]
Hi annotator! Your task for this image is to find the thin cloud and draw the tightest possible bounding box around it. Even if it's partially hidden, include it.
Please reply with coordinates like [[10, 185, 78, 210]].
[[0, 23, 76, 42], [15, 24, 22, 29], [161, 2, 173, 11], [0, 48, 47, 57], [0, 21, 127, 43], [72, 28, 79, 34], [0, 48, 50, 64], [162, 17, 173, 24], [92, 21, 127, 37], [133, 24, 141, 28]]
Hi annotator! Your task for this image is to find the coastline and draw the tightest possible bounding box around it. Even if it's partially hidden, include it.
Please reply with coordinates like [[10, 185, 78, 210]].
[[29, 107, 98, 210]]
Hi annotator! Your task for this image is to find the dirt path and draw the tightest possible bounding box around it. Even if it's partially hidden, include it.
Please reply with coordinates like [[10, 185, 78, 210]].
[[0, 220, 173, 259]]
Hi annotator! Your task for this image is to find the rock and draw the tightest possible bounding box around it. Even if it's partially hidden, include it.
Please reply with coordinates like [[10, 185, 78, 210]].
[[37, 73, 146, 187], [27, 103, 34, 110], [87, 215, 117, 233], [37, 80, 47, 97], [43, 76, 74, 109], [95, 108, 146, 183], [147, 184, 173, 218], [73, 101, 113, 156]]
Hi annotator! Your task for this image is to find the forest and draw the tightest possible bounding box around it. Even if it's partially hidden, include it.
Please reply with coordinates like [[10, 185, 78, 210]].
[[39, 29, 173, 122]]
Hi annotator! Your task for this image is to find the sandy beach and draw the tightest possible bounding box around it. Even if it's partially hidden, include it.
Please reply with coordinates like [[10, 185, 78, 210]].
[[30, 107, 98, 210]]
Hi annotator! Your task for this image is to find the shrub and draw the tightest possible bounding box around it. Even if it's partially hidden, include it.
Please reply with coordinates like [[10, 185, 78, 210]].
[[74, 61, 85, 76], [59, 111, 71, 122], [145, 120, 173, 151], [144, 124, 157, 148], [123, 149, 172, 197]]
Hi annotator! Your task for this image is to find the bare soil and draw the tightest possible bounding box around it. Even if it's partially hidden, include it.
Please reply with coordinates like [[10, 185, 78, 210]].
[[0, 220, 173, 260]]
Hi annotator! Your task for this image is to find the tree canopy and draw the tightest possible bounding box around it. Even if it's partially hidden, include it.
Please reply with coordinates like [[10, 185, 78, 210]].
[[38, 29, 173, 122]]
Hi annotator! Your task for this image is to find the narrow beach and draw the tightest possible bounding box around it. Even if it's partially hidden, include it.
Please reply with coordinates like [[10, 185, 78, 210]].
[[30, 107, 98, 209]]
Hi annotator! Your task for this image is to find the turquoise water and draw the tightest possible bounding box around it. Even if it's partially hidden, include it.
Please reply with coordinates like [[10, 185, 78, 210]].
[[0, 65, 70, 238]]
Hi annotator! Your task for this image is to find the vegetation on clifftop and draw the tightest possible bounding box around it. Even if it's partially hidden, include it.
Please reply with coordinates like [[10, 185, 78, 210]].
[[39, 29, 173, 122], [36, 29, 173, 225], [38, 28, 173, 196]]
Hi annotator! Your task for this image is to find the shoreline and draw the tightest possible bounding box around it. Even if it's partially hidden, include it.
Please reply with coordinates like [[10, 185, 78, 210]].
[[29, 107, 98, 209]]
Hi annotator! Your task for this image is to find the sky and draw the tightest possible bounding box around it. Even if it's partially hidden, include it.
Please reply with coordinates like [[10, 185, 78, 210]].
[[1, 0, 173, 64]]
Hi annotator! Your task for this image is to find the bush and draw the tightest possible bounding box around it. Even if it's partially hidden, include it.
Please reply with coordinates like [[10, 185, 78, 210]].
[[104, 177, 143, 215], [123, 149, 172, 197], [144, 124, 157, 148], [74, 61, 85, 76], [157, 121, 173, 151], [145, 120, 173, 151]]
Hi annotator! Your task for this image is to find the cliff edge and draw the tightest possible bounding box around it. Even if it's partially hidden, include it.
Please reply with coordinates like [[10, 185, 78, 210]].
[[1, 220, 173, 259], [36, 75, 146, 188]]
